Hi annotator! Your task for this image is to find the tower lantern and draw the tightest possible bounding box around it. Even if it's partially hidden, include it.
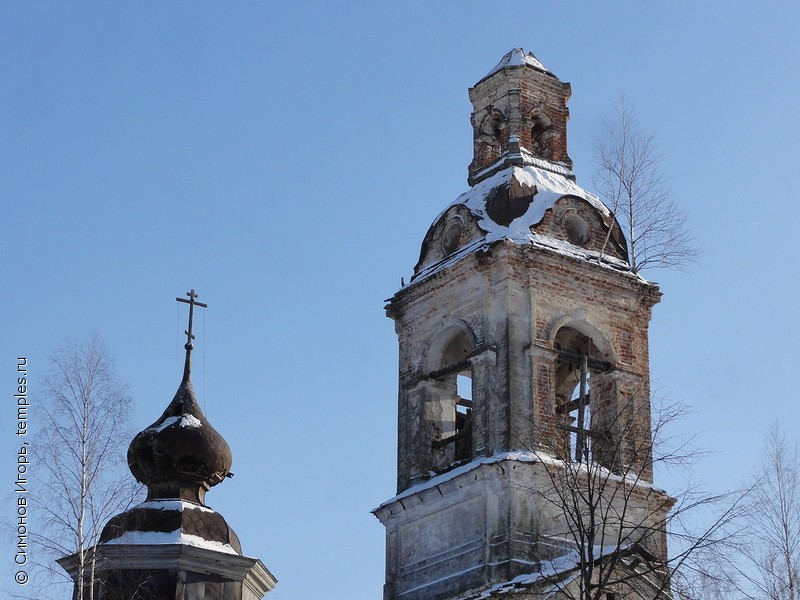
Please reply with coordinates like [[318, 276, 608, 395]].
[[469, 48, 573, 185]]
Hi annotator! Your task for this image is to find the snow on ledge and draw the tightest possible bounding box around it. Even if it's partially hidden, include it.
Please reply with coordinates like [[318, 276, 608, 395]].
[[132, 499, 215, 514], [374, 450, 667, 513], [102, 529, 238, 555], [454, 544, 631, 599], [374, 451, 538, 511], [470, 151, 574, 183]]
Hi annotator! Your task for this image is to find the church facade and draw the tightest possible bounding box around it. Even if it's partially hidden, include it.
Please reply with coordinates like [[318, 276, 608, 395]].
[[373, 49, 674, 600]]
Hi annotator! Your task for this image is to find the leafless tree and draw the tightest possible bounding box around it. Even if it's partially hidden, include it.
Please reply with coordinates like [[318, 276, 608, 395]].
[[18, 334, 141, 600], [732, 423, 800, 600], [525, 392, 744, 600], [593, 94, 698, 273]]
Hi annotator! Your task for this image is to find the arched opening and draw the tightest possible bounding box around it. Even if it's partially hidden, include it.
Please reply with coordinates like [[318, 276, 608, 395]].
[[553, 325, 615, 465], [529, 111, 555, 160], [477, 108, 506, 165], [426, 327, 476, 472]]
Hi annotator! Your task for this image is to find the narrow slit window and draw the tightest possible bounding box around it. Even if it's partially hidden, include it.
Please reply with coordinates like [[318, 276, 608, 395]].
[[454, 373, 473, 463]]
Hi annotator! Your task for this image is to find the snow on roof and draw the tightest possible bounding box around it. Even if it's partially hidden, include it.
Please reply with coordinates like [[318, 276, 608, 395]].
[[483, 48, 550, 81], [133, 499, 215, 514], [102, 529, 238, 555], [410, 165, 634, 283], [147, 413, 202, 433], [457, 165, 610, 244], [528, 232, 630, 271]]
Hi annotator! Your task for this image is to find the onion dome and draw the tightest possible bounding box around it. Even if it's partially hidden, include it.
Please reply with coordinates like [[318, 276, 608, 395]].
[[73, 290, 278, 597], [128, 359, 232, 504], [128, 290, 232, 505]]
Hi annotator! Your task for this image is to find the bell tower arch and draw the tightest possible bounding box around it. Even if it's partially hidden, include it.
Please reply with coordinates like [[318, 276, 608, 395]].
[[375, 50, 673, 600]]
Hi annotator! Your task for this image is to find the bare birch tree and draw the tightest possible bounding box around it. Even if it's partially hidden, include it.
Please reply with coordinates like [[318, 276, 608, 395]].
[[734, 423, 800, 600], [594, 94, 698, 273], [526, 393, 743, 600], [20, 334, 141, 600]]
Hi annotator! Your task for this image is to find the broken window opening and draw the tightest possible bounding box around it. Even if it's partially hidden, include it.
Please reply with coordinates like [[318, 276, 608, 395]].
[[569, 366, 591, 463], [554, 327, 613, 465], [425, 327, 478, 473], [432, 370, 473, 466], [454, 373, 473, 463], [557, 353, 595, 462], [530, 113, 555, 160]]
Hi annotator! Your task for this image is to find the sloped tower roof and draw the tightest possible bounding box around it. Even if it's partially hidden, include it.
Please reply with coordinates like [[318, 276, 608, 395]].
[[480, 47, 552, 82]]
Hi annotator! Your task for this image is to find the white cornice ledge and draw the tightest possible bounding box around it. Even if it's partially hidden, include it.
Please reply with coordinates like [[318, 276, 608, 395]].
[[57, 544, 277, 597]]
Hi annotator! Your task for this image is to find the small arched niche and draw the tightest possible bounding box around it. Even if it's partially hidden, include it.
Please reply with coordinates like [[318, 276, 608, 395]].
[[553, 325, 616, 467], [424, 325, 476, 472], [529, 111, 555, 160], [476, 107, 506, 161], [413, 205, 482, 278]]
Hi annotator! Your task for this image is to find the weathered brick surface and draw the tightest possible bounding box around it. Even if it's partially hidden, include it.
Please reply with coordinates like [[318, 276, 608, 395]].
[[468, 63, 572, 182], [390, 241, 660, 491]]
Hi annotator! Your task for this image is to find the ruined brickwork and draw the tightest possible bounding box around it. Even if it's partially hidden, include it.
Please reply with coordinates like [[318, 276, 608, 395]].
[[468, 51, 572, 184], [374, 50, 673, 600], [393, 240, 659, 489]]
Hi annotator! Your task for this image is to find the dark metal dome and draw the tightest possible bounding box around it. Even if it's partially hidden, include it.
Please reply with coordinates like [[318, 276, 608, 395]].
[[128, 365, 232, 504]]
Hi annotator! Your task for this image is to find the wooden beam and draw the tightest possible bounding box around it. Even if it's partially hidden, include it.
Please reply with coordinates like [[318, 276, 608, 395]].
[[556, 348, 611, 372], [556, 393, 591, 414]]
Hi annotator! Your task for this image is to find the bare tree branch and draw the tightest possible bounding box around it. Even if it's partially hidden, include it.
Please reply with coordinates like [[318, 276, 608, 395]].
[[516, 390, 745, 600], [735, 423, 800, 600], [7, 334, 143, 600], [593, 93, 700, 274]]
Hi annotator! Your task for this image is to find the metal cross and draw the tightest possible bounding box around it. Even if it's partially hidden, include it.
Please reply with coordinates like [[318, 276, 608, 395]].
[[176, 289, 208, 351]]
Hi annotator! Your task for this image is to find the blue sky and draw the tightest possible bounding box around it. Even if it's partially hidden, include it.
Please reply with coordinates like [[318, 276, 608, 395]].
[[2, 2, 799, 598]]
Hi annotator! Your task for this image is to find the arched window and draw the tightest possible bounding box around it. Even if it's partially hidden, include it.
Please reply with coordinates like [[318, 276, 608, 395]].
[[426, 328, 475, 471], [529, 111, 555, 160], [553, 326, 614, 465]]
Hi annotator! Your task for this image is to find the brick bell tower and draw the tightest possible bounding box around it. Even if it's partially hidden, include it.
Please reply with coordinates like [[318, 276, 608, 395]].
[[373, 50, 674, 600]]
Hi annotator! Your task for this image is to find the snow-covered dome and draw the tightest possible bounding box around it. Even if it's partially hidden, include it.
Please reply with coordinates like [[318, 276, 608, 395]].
[[412, 163, 629, 282]]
